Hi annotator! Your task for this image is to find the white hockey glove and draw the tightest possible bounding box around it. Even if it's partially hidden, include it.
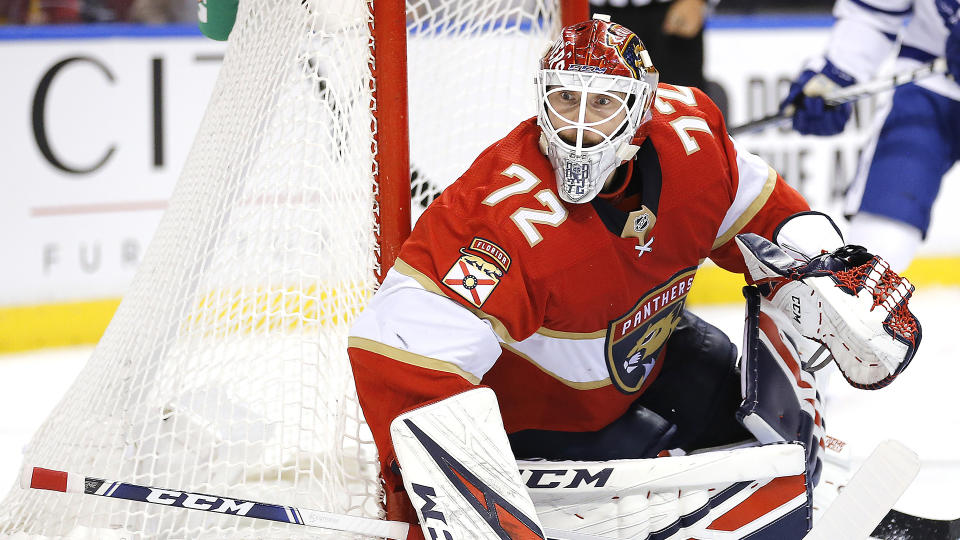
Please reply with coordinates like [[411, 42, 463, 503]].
[[519, 443, 810, 539], [735, 233, 921, 389], [390, 388, 546, 539]]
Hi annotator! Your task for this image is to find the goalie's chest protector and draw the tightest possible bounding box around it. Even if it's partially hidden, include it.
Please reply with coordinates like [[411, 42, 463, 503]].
[[404, 117, 738, 434]]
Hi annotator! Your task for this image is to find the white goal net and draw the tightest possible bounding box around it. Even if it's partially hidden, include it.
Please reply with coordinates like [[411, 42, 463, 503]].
[[0, 0, 573, 538]]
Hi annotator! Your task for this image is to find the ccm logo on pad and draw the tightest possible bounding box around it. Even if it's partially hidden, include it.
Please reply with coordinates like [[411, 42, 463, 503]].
[[519, 468, 613, 489]]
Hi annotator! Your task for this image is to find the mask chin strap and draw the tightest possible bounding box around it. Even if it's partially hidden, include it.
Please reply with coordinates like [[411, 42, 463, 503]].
[[616, 142, 640, 161], [538, 132, 549, 155]]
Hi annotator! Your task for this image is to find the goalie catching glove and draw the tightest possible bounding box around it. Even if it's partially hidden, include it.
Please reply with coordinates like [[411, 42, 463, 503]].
[[734, 232, 921, 389]]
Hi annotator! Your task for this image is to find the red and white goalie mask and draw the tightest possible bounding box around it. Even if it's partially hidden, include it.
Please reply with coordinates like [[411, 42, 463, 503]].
[[536, 16, 659, 203]]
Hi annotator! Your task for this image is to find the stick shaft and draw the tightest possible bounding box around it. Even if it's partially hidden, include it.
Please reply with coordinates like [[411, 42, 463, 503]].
[[727, 111, 790, 136], [21, 466, 410, 539], [19, 466, 612, 540], [804, 440, 920, 540], [824, 57, 948, 106], [728, 58, 948, 136]]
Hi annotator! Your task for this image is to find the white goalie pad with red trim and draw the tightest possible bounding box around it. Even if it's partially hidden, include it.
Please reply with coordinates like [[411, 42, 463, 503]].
[[734, 233, 921, 389], [518, 443, 810, 539], [738, 285, 826, 486], [390, 388, 546, 540]]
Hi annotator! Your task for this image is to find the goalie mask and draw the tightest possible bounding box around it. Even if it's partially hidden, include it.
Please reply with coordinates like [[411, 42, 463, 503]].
[[536, 16, 659, 203]]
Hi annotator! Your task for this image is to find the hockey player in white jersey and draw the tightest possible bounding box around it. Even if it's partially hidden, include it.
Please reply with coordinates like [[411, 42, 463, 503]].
[[781, 0, 960, 272]]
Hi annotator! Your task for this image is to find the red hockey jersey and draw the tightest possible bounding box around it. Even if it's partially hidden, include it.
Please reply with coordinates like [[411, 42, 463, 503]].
[[347, 84, 809, 522]]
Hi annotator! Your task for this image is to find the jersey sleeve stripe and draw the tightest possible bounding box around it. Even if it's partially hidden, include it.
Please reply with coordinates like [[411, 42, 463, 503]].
[[713, 165, 778, 250], [502, 343, 612, 389], [348, 336, 482, 385], [535, 327, 607, 340], [393, 257, 448, 295], [393, 257, 520, 344]]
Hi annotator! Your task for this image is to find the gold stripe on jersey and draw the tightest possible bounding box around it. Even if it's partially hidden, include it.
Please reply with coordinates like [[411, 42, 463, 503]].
[[712, 166, 778, 250], [348, 336, 482, 385], [393, 258, 519, 344], [536, 327, 607, 340], [501, 343, 612, 389]]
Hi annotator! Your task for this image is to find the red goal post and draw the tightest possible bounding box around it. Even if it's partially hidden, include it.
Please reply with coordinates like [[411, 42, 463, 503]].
[[373, 0, 588, 279]]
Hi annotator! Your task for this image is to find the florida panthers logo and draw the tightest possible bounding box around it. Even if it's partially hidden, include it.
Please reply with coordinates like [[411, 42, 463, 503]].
[[605, 268, 696, 393], [607, 30, 646, 79]]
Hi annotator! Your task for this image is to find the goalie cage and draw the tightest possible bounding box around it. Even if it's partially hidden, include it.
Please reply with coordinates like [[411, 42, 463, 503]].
[[0, 1, 588, 538]]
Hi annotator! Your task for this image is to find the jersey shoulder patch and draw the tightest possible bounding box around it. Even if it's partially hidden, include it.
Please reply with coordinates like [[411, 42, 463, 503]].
[[440, 238, 512, 309]]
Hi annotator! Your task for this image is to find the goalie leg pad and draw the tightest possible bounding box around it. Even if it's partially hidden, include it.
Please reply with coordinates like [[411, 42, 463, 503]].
[[519, 443, 811, 539], [390, 388, 546, 540], [739, 286, 825, 486]]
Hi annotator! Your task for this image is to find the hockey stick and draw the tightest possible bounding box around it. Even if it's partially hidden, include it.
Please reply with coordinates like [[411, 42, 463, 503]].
[[21, 466, 411, 539], [873, 508, 960, 540], [20, 441, 923, 540], [803, 439, 920, 539], [728, 58, 949, 136], [19, 465, 614, 540]]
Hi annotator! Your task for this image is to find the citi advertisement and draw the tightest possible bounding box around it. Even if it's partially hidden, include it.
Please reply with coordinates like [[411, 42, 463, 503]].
[[0, 29, 225, 306]]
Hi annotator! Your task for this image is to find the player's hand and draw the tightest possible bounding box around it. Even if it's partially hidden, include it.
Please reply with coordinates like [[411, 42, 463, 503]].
[[779, 60, 856, 136], [662, 0, 706, 38]]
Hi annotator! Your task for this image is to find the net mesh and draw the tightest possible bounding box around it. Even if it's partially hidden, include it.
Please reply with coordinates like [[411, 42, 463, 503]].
[[0, 1, 563, 538]]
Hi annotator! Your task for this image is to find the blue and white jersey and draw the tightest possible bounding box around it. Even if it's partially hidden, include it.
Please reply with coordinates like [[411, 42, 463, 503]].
[[826, 0, 960, 101]]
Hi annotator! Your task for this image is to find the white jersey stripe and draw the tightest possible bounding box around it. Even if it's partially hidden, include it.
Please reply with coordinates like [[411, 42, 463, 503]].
[[349, 270, 501, 380], [714, 138, 778, 249], [503, 336, 611, 388], [350, 268, 621, 385]]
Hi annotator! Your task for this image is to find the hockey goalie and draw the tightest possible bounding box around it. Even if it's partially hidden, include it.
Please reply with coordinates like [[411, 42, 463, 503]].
[[347, 16, 921, 540]]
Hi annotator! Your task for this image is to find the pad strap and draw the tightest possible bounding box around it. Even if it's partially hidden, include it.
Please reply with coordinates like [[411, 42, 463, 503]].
[[772, 211, 844, 262]]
